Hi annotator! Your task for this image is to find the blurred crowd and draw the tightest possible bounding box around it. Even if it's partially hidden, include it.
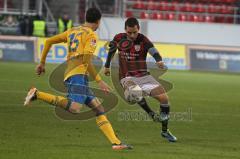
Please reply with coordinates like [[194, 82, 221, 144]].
[[0, 12, 73, 37]]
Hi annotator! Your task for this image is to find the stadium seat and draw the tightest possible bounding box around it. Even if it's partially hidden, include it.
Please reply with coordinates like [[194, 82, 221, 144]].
[[181, 3, 193, 12], [197, 15, 204, 22], [220, 4, 228, 14], [220, 5, 234, 14], [226, 6, 235, 14], [188, 14, 194, 22], [140, 12, 149, 19], [224, 0, 236, 3], [215, 15, 225, 23], [208, 4, 220, 13], [168, 2, 176, 11], [151, 12, 158, 20], [195, 3, 206, 13], [226, 17, 234, 23], [123, 0, 238, 24], [165, 13, 175, 21], [148, 1, 157, 10], [158, 1, 169, 11], [214, 15, 234, 24], [133, 0, 146, 9], [125, 11, 133, 17], [188, 14, 204, 22], [178, 14, 187, 21], [204, 15, 215, 23], [151, 12, 164, 20]]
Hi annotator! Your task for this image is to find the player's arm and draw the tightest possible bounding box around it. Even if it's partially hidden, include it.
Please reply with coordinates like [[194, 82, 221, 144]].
[[36, 32, 68, 75], [85, 55, 102, 83], [148, 47, 162, 62], [104, 40, 117, 76], [83, 35, 101, 82], [87, 56, 110, 93], [148, 47, 165, 69], [84, 35, 110, 93], [40, 32, 68, 64], [145, 36, 165, 69]]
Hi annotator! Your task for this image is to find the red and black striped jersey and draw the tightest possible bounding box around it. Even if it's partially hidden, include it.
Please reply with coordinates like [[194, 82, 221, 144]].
[[105, 33, 154, 79]]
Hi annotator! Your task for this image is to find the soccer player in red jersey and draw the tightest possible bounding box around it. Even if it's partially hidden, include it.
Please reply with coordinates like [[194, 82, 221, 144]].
[[104, 17, 177, 142]]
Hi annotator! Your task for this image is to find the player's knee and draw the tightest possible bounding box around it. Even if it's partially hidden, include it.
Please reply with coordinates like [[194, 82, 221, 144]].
[[151, 86, 166, 96], [94, 105, 105, 116], [70, 107, 81, 114], [88, 98, 105, 115], [159, 94, 169, 104], [69, 102, 83, 114]]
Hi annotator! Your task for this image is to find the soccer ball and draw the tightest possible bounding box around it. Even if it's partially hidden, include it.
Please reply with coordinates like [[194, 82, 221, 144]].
[[124, 85, 143, 104]]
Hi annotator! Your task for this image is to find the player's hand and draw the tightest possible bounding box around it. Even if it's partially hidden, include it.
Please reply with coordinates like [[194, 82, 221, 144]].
[[98, 80, 111, 94], [156, 61, 166, 69], [104, 67, 110, 76], [36, 63, 45, 76]]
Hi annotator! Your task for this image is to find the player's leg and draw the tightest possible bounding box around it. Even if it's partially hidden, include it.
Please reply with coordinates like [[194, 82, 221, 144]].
[[135, 75, 177, 142], [150, 86, 170, 125], [136, 75, 170, 123], [150, 85, 177, 142], [86, 97, 133, 150], [120, 78, 157, 120], [24, 87, 83, 114], [137, 98, 159, 121]]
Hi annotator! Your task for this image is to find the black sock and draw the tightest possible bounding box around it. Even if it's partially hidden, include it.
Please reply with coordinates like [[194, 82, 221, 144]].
[[160, 104, 170, 132], [137, 98, 156, 119]]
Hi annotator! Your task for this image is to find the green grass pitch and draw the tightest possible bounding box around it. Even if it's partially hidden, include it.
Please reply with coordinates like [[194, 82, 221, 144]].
[[0, 61, 239, 159]]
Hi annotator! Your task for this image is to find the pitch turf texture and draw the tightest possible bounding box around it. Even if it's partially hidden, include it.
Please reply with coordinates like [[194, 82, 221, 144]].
[[0, 62, 239, 159]]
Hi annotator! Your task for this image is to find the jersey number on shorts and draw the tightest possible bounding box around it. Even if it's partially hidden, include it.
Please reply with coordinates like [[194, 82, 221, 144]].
[[68, 33, 80, 52]]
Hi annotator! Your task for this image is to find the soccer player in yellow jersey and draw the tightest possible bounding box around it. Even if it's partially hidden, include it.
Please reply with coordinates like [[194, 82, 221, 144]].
[[24, 8, 132, 150]]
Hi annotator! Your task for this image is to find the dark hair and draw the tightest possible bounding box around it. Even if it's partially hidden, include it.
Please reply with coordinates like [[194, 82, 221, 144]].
[[125, 17, 140, 29], [86, 8, 102, 23]]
